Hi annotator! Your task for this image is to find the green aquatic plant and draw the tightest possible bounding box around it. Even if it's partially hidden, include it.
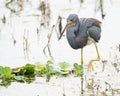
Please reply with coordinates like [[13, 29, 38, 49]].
[[73, 63, 83, 76], [0, 66, 14, 87], [3, 67, 13, 79], [0, 66, 3, 77], [13, 75, 25, 82], [19, 64, 35, 76], [0, 66, 14, 80], [35, 62, 46, 76], [0, 60, 83, 86], [58, 61, 71, 76], [18, 64, 35, 83], [59, 62, 70, 72], [45, 60, 60, 82]]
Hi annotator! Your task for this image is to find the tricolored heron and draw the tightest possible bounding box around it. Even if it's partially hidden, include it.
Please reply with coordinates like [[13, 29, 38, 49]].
[[59, 14, 101, 71]]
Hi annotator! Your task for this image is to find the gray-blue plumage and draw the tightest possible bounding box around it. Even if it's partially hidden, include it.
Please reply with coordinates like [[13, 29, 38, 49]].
[[66, 14, 101, 49]]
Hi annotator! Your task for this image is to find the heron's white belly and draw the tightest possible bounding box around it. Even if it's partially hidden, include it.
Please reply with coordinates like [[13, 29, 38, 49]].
[[87, 37, 95, 45]]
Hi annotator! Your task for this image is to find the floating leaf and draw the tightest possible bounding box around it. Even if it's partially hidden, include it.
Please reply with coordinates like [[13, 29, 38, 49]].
[[23, 64, 35, 75], [3, 67, 13, 79], [47, 60, 53, 65], [19, 64, 35, 77], [14, 76, 24, 82], [59, 62, 70, 72]]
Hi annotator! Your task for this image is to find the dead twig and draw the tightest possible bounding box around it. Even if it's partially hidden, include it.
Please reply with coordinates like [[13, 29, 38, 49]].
[[11, 32, 16, 46], [23, 30, 30, 60], [43, 25, 55, 59], [105, 81, 111, 92], [54, 16, 63, 39], [102, 60, 107, 71], [5, 0, 23, 13]]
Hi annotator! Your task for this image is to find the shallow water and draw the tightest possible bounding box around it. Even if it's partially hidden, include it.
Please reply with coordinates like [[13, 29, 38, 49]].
[[0, 0, 120, 96]]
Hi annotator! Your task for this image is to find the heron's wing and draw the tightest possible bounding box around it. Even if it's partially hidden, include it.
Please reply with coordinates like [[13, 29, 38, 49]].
[[89, 18, 101, 28], [86, 18, 101, 42], [87, 26, 101, 42]]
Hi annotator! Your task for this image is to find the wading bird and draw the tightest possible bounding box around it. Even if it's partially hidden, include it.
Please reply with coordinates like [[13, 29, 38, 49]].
[[59, 14, 101, 71]]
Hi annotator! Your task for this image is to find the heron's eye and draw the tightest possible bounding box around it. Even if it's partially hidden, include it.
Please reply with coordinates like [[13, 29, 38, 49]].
[[67, 20, 72, 22]]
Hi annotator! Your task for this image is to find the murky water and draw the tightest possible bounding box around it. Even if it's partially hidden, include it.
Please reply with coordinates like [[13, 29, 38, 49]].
[[0, 0, 120, 96]]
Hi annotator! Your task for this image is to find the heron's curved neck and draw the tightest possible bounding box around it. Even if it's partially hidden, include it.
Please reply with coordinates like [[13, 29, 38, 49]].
[[74, 19, 80, 32], [66, 18, 80, 49], [66, 26, 79, 49]]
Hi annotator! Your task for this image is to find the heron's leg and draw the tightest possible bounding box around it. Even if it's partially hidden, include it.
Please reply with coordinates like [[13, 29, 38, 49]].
[[80, 48, 84, 94], [88, 42, 101, 71], [81, 48, 84, 65]]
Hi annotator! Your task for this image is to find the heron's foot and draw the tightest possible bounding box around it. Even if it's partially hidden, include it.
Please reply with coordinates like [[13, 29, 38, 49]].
[[87, 56, 101, 71], [88, 61, 94, 71]]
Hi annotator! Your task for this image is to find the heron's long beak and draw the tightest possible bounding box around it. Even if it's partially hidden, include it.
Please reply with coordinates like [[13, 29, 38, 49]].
[[58, 20, 74, 40]]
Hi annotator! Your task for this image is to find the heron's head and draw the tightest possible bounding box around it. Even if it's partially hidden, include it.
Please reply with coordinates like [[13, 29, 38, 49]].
[[58, 14, 79, 40], [67, 14, 79, 26]]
